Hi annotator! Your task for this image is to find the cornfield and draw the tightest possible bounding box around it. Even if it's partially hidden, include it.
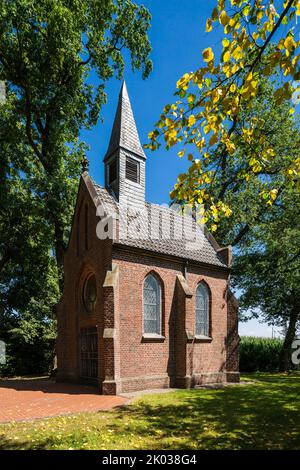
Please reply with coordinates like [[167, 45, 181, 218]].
[[240, 336, 283, 372]]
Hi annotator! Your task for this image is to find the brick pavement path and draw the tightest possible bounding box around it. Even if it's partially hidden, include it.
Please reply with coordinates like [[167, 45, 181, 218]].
[[0, 378, 128, 423]]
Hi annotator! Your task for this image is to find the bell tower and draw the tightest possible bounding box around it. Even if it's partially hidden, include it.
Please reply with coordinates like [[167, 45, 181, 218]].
[[104, 82, 146, 211]]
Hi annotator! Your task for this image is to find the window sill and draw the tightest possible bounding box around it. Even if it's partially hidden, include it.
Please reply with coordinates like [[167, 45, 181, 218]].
[[142, 333, 165, 343], [187, 334, 212, 342]]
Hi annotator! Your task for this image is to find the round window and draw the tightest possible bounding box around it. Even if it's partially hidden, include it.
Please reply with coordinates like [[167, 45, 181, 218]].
[[83, 274, 97, 313]]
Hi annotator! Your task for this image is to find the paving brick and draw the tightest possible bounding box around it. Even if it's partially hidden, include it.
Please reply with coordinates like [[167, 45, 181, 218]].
[[0, 378, 127, 423]]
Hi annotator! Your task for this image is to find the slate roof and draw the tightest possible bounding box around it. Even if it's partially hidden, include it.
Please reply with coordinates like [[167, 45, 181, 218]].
[[92, 82, 227, 269], [104, 81, 146, 161], [94, 183, 227, 268]]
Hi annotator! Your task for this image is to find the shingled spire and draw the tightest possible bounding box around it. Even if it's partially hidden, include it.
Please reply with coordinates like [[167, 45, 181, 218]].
[[104, 81, 146, 210], [104, 81, 146, 161]]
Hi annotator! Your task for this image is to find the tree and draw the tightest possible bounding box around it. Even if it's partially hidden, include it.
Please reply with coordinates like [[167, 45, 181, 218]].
[[209, 75, 300, 244], [209, 77, 300, 371], [168, 70, 300, 371], [234, 189, 300, 371], [0, 0, 152, 375], [0, 99, 59, 374], [147, 0, 300, 225], [0, 0, 152, 290]]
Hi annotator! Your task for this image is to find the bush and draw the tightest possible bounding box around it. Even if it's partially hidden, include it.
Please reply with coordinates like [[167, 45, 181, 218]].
[[0, 315, 56, 377], [240, 336, 283, 372]]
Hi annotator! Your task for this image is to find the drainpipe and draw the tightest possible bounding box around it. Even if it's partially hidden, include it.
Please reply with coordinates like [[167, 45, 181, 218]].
[[183, 260, 189, 279]]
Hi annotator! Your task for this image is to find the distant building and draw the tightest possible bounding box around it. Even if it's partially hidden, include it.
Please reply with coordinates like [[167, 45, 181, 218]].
[[56, 82, 239, 394]]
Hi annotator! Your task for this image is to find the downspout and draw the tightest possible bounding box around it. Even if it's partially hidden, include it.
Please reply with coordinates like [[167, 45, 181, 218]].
[[183, 260, 189, 279]]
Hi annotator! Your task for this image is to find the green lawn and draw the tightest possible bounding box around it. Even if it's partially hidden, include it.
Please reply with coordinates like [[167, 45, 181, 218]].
[[0, 373, 300, 450]]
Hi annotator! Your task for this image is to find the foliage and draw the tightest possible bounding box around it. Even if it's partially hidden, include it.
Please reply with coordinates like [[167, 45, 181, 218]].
[[0, 253, 58, 376], [147, 0, 300, 226], [167, 73, 300, 372], [240, 336, 283, 372], [0, 0, 152, 281], [234, 187, 300, 370], [0, 0, 152, 374], [0, 315, 56, 376], [0, 373, 300, 449]]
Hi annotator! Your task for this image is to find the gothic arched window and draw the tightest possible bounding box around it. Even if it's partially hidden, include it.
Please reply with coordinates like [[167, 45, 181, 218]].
[[196, 283, 210, 336], [83, 274, 97, 313], [143, 274, 161, 335]]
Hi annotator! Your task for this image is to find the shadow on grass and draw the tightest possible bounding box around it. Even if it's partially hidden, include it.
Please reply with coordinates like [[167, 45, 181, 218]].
[[108, 374, 300, 450], [0, 435, 53, 450], [0, 374, 299, 450]]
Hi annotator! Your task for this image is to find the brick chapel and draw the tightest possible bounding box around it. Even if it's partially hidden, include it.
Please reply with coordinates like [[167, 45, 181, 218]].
[[56, 82, 240, 395]]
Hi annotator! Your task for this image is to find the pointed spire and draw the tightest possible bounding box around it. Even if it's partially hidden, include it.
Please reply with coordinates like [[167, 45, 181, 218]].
[[104, 81, 146, 161]]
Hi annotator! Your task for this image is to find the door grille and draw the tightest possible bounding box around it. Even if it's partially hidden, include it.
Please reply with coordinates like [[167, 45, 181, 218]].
[[80, 327, 98, 381]]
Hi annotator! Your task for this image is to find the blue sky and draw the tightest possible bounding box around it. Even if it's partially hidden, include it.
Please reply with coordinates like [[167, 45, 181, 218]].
[[81, 0, 286, 338], [82, 0, 218, 204]]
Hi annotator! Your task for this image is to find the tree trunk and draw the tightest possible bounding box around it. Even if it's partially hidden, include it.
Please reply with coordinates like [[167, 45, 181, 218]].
[[278, 307, 299, 372]]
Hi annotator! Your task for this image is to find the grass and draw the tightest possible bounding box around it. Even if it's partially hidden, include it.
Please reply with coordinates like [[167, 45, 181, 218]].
[[0, 373, 300, 450]]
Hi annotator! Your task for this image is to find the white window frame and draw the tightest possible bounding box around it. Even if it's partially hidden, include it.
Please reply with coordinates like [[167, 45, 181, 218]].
[[196, 283, 210, 337], [143, 273, 162, 335]]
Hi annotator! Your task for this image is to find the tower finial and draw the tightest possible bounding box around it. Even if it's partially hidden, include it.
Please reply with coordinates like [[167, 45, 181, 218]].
[[81, 154, 89, 173]]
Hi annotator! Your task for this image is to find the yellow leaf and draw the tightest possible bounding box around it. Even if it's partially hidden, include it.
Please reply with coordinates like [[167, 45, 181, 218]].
[[203, 47, 214, 62], [219, 10, 230, 26], [209, 133, 218, 146], [176, 73, 190, 90], [224, 207, 232, 217], [212, 7, 218, 21], [188, 114, 196, 126], [245, 71, 253, 82], [297, 2, 300, 16], [187, 95, 193, 105], [231, 63, 239, 74], [232, 45, 243, 61], [211, 89, 220, 103], [178, 150, 185, 158], [284, 35, 296, 55], [269, 189, 278, 201], [206, 18, 212, 32], [211, 224, 218, 232], [257, 10, 264, 21], [230, 83, 236, 92], [222, 38, 230, 47], [223, 50, 231, 62]]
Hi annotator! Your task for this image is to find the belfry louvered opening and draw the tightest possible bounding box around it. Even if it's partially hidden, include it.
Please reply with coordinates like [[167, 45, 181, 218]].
[[126, 157, 140, 183], [108, 159, 117, 185]]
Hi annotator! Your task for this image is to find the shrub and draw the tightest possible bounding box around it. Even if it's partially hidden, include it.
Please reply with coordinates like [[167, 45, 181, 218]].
[[0, 315, 56, 377]]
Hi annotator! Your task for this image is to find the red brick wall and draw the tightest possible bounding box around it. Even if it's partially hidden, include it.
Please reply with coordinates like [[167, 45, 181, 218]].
[[184, 266, 228, 386], [112, 247, 237, 392], [225, 290, 240, 382], [56, 178, 113, 388], [57, 176, 240, 394]]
